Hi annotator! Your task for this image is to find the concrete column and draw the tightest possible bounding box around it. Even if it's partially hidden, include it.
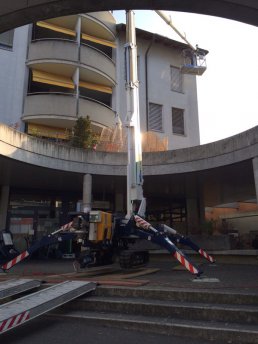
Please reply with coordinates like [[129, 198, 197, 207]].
[[82, 174, 92, 212], [252, 157, 258, 203], [74, 16, 81, 117], [198, 177, 206, 226], [115, 192, 124, 212], [0, 185, 9, 229], [72, 67, 80, 116], [75, 16, 81, 46], [186, 198, 200, 234], [185, 175, 201, 234]]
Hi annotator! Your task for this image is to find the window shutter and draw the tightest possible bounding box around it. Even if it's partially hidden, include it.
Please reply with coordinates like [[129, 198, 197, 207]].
[[170, 66, 183, 93], [172, 108, 185, 135], [149, 103, 163, 132]]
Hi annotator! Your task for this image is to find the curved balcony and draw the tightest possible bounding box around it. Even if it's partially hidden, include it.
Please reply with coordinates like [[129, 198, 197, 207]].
[[22, 93, 77, 128], [80, 43, 115, 85], [40, 12, 116, 41], [22, 93, 116, 129], [27, 39, 115, 87], [28, 39, 78, 63], [42, 15, 78, 32], [81, 12, 116, 41], [79, 96, 115, 128]]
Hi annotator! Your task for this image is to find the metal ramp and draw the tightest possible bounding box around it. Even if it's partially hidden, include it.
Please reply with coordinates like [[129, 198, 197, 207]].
[[0, 280, 96, 334], [0, 279, 41, 300]]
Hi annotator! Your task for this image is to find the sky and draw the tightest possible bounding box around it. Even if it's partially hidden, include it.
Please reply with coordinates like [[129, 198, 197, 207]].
[[113, 10, 258, 144]]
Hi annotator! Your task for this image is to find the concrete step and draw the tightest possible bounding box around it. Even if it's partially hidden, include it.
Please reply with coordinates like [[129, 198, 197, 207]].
[[51, 285, 258, 343], [66, 295, 258, 325], [51, 309, 258, 344], [94, 285, 258, 305]]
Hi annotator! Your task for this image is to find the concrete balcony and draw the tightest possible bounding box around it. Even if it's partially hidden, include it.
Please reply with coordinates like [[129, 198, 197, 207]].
[[81, 12, 116, 41], [42, 15, 78, 32], [27, 39, 115, 86], [22, 93, 77, 128], [40, 12, 116, 41], [22, 93, 116, 129], [79, 96, 115, 128], [28, 39, 78, 63], [80, 44, 115, 85]]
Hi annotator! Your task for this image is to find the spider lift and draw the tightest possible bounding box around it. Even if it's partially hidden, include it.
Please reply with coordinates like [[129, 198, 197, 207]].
[[0, 11, 213, 277]]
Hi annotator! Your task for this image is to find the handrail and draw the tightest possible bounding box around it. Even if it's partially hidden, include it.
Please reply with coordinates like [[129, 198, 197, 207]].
[[27, 92, 75, 97], [79, 95, 114, 112], [31, 38, 76, 44]]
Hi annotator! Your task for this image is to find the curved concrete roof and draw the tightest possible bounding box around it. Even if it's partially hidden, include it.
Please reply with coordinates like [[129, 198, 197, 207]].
[[1, 123, 257, 177], [1, 1, 258, 33]]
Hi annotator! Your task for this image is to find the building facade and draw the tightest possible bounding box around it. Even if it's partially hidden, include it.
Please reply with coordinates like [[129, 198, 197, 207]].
[[0, 6, 257, 254], [0, 11, 203, 150]]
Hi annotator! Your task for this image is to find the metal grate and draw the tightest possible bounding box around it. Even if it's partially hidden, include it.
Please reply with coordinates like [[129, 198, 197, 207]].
[[148, 103, 163, 132]]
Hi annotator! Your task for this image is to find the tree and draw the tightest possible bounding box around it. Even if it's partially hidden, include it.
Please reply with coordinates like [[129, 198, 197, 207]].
[[70, 116, 98, 149]]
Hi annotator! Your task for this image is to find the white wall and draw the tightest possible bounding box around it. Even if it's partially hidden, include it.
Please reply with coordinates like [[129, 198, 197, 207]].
[[0, 26, 30, 131], [114, 31, 200, 150]]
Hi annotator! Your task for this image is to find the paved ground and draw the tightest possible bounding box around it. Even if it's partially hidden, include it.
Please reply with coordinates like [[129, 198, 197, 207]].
[[1, 254, 258, 344], [1, 252, 258, 293]]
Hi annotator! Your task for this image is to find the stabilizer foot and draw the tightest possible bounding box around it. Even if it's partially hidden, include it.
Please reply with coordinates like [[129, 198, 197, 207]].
[[192, 276, 220, 283]]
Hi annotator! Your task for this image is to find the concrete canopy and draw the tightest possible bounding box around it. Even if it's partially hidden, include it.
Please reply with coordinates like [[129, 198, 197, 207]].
[[1, 1, 258, 33]]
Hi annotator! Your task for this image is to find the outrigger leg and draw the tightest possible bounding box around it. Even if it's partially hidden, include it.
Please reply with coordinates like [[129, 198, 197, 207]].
[[134, 215, 202, 276], [1, 224, 75, 272], [160, 224, 215, 264]]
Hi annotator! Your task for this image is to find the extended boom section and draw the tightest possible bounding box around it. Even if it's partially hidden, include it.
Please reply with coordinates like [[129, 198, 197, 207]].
[[124, 10, 144, 218]]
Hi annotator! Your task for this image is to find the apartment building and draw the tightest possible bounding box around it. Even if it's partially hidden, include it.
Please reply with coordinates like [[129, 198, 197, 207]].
[[0, 11, 204, 150]]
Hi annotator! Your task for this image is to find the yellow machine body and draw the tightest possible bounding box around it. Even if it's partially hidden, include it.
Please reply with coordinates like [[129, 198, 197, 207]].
[[89, 211, 112, 242]]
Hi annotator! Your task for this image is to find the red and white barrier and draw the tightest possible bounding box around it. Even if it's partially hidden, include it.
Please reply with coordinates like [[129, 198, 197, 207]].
[[2, 251, 29, 271], [0, 311, 30, 333]]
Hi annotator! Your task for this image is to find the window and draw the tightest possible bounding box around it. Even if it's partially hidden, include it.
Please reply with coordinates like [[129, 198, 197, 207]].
[[170, 66, 183, 93], [149, 103, 163, 132], [172, 107, 185, 135], [0, 30, 14, 49]]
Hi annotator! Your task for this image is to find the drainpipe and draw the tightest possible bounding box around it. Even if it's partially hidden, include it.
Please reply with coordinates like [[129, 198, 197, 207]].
[[145, 35, 155, 130]]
